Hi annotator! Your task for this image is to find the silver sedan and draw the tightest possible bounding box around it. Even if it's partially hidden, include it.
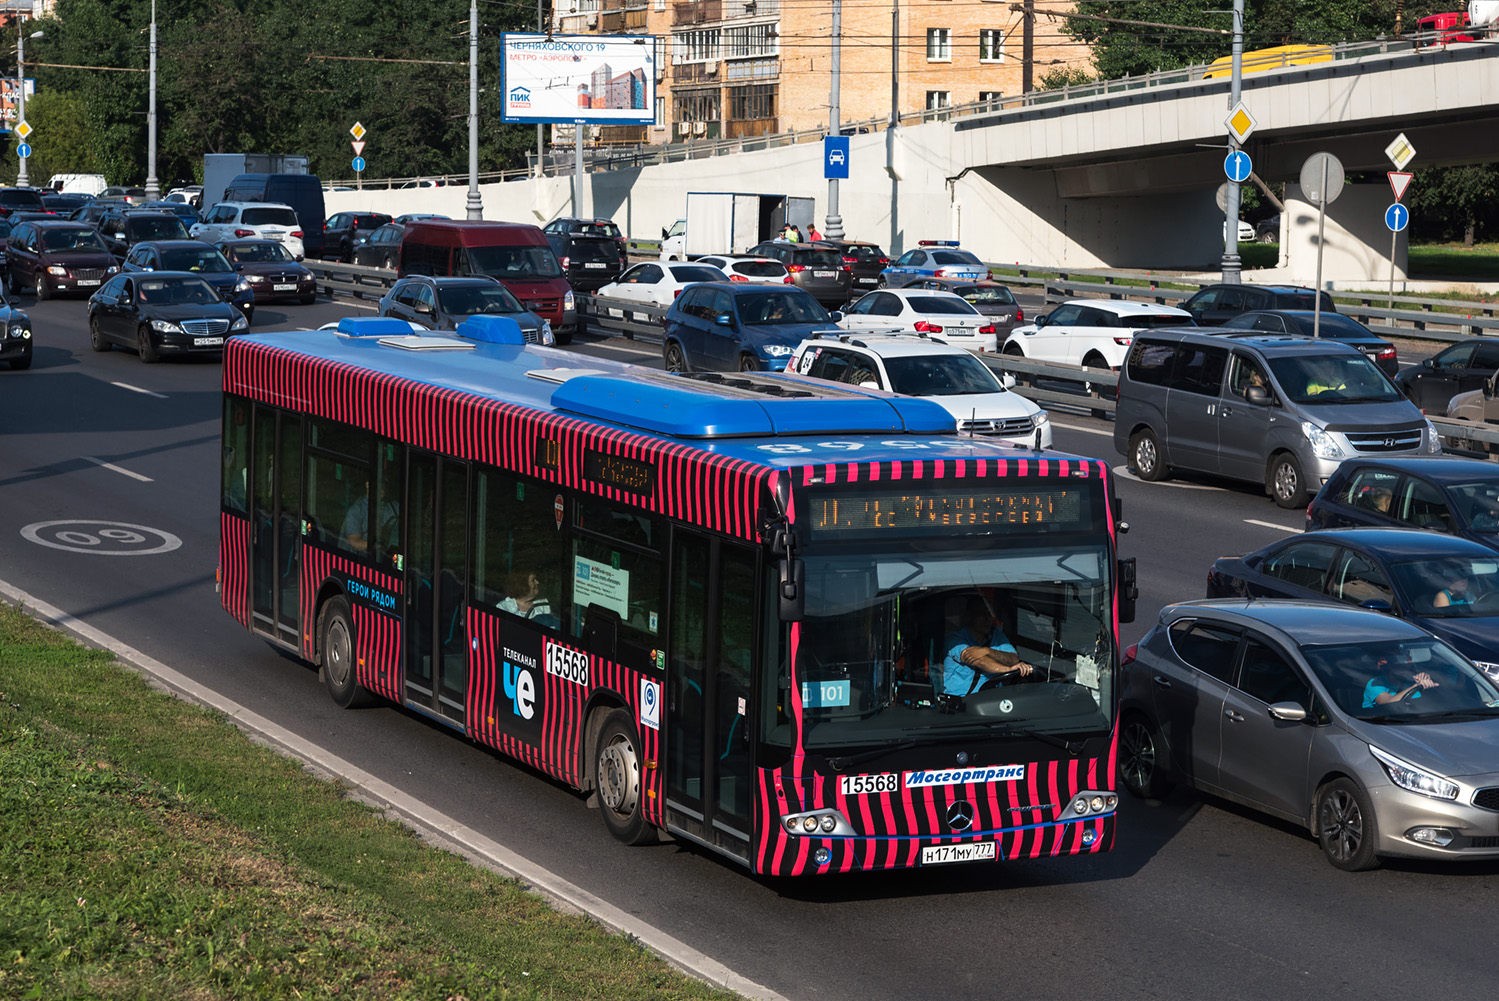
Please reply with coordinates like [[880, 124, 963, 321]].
[[1119, 599, 1499, 870]]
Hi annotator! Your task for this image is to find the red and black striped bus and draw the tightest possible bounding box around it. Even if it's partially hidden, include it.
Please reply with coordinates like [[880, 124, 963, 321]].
[[218, 316, 1136, 876]]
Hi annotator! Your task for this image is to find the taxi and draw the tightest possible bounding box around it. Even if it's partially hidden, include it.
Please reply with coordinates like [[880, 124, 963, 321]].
[[878, 240, 991, 288]]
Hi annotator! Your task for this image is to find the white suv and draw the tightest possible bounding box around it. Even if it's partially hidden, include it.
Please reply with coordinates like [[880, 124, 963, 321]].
[[191, 202, 306, 259], [1002, 299, 1193, 370], [789, 332, 1051, 448]]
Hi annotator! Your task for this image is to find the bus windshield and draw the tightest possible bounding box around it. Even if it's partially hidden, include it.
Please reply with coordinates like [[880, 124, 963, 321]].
[[774, 544, 1115, 749]]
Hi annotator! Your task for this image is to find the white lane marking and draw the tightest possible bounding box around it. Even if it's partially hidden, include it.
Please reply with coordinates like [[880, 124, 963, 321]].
[[111, 381, 168, 400], [1244, 519, 1301, 533], [0, 577, 787, 1001], [1111, 465, 1224, 491], [1050, 420, 1111, 437], [81, 456, 153, 483], [21, 520, 180, 554]]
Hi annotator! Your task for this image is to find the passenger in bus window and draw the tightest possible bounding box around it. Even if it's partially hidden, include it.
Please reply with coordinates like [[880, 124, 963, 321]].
[[342, 478, 397, 554], [498, 569, 554, 623], [939, 596, 1034, 696]]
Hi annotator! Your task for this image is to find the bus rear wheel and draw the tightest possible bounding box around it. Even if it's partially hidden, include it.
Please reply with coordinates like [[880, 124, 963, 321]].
[[595, 709, 656, 845], [320, 596, 373, 709]]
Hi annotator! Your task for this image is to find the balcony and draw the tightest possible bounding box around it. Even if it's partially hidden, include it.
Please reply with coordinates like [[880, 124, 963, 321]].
[[673, 0, 721, 25], [672, 62, 721, 84]]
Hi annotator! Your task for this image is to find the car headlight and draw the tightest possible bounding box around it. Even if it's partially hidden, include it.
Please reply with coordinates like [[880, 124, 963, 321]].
[[230, 315, 248, 331], [245, 274, 265, 283], [563, 290, 575, 309], [235, 278, 253, 294], [150, 320, 182, 334], [541, 319, 555, 346], [46, 265, 67, 276], [1471, 660, 1499, 682], [106, 265, 119, 275], [1301, 421, 1344, 460], [762, 344, 795, 356], [1424, 419, 1444, 454], [9, 323, 29, 339], [1370, 745, 1459, 801], [1031, 410, 1050, 428]]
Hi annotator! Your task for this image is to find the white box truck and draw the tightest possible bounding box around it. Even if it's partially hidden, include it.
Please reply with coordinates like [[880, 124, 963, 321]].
[[202, 153, 310, 209], [660, 192, 815, 260]]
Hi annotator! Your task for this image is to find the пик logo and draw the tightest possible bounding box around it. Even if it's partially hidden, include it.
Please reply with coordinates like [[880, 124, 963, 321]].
[[503, 660, 536, 719], [509, 86, 532, 108]]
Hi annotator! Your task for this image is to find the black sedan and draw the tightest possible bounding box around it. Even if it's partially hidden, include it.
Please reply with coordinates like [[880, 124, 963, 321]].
[[1219, 310, 1399, 377], [1393, 338, 1499, 416], [377, 275, 552, 343], [0, 285, 33, 370], [215, 239, 317, 304], [1206, 527, 1499, 680], [121, 240, 256, 322], [1306, 456, 1499, 553], [351, 223, 404, 269], [86, 271, 248, 363]]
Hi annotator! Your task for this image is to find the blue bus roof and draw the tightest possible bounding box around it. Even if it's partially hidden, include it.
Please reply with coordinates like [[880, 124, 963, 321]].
[[238, 325, 1089, 470]]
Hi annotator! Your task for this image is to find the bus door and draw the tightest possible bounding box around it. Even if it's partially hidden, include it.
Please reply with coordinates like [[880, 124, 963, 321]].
[[250, 407, 301, 647], [402, 451, 470, 725], [666, 532, 757, 858]]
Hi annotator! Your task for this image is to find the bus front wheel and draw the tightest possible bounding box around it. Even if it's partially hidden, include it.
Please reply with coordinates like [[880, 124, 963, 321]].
[[319, 596, 373, 709], [595, 709, 656, 845]]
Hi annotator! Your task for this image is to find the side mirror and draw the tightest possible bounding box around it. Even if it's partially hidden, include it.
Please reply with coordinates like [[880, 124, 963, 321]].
[[1245, 384, 1270, 405], [1423, 357, 1435, 369], [829, 310, 844, 322], [1267, 701, 1308, 722], [1117, 556, 1139, 624], [1359, 598, 1394, 613], [714, 312, 733, 326], [1485, 375, 1496, 399], [1034, 313, 1048, 327], [416, 303, 432, 316], [859, 380, 879, 389], [661, 226, 669, 239]]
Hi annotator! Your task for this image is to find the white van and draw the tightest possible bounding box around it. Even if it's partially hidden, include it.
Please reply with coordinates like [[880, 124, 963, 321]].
[[47, 173, 108, 196]]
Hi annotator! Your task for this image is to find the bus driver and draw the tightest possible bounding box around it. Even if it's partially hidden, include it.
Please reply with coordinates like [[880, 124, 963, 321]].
[[940, 596, 1035, 696]]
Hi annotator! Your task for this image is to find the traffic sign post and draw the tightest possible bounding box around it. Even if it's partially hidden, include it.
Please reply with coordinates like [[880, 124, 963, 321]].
[[823, 136, 849, 180], [1385, 203, 1409, 233], [1388, 171, 1413, 202], [351, 123, 367, 189], [1384, 136, 1417, 318], [351, 155, 366, 174], [1299, 151, 1344, 340], [16, 142, 31, 159], [1223, 150, 1252, 183]]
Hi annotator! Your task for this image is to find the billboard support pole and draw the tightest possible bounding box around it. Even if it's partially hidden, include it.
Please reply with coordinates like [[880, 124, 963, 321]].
[[466, 0, 482, 220], [574, 123, 584, 217], [145, 0, 159, 199], [825, 0, 844, 240]]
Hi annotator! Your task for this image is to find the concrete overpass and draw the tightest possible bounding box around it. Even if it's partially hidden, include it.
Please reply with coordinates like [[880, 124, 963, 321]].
[[326, 39, 1499, 281]]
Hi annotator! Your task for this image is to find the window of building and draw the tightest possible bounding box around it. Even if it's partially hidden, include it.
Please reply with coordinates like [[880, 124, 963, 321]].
[[925, 90, 951, 120], [724, 22, 777, 59], [654, 95, 666, 128], [725, 56, 779, 81], [926, 28, 951, 61], [980, 28, 1005, 62], [978, 90, 1003, 105], [674, 89, 721, 128], [672, 28, 721, 64], [729, 83, 777, 121]]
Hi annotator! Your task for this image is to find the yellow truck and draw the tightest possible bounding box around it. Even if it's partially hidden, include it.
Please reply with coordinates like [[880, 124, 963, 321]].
[[1203, 44, 1333, 78]]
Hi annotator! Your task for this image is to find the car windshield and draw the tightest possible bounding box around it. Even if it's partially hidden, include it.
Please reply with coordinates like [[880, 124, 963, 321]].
[[160, 247, 233, 272], [954, 285, 1015, 305], [354, 214, 388, 227], [775, 543, 1115, 748], [1267, 354, 1401, 404], [883, 354, 1004, 395], [127, 217, 190, 241], [732, 261, 786, 278], [0, 191, 43, 208], [566, 239, 618, 263], [230, 242, 293, 263], [138, 277, 220, 305], [932, 251, 983, 266], [906, 295, 980, 316], [842, 245, 886, 260], [1388, 555, 1499, 618], [574, 221, 621, 238], [793, 250, 843, 269], [438, 284, 523, 315], [39, 228, 106, 252], [668, 265, 727, 283], [1301, 638, 1499, 721], [738, 291, 830, 325], [1284, 313, 1370, 338], [467, 244, 563, 280], [241, 207, 299, 227]]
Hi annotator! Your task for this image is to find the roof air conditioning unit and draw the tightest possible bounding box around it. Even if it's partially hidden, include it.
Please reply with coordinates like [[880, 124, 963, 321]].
[[677, 120, 692, 135], [693, 121, 707, 135], [705, 62, 718, 75], [586, 12, 598, 25]]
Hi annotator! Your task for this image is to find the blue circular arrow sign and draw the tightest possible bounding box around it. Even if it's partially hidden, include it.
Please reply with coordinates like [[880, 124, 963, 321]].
[[15, 142, 31, 159], [1385, 202, 1409, 232], [351, 155, 366, 172], [1223, 150, 1252, 183]]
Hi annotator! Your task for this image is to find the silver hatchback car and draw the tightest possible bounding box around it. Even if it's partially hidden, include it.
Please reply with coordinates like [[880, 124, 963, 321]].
[[1120, 599, 1499, 870]]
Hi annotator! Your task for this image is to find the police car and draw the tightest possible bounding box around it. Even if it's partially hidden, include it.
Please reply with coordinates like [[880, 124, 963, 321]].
[[878, 240, 991, 289]]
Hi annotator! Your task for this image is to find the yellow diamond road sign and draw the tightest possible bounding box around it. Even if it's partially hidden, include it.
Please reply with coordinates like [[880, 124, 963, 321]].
[[349, 122, 366, 141], [1225, 102, 1257, 145], [1385, 132, 1416, 170], [14, 121, 32, 140]]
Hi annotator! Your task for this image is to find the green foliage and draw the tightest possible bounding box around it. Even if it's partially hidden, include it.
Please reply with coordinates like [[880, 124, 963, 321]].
[[0, 89, 100, 185], [1036, 66, 1093, 91], [1407, 164, 1499, 246], [17, 0, 538, 187]]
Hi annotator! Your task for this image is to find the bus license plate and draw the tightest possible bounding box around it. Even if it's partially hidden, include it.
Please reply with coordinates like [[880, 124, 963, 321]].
[[814, 270, 837, 278], [194, 336, 224, 347], [273, 283, 296, 291], [921, 842, 996, 866]]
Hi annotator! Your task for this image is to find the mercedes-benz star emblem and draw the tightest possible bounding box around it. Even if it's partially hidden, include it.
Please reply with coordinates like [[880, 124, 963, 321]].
[[947, 800, 974, 832]]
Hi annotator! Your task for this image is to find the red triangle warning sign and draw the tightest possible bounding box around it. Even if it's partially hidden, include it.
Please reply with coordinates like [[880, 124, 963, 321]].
[[1389, 171, 1413, 202]]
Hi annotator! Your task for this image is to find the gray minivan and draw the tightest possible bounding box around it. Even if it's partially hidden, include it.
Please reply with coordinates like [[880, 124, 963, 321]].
[[1114, 330, 1441, 509]]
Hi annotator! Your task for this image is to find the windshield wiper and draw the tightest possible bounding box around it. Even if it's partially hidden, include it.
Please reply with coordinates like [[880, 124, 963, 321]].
[[1406, 709, 1499, 722], [827, 740, 918, 771]]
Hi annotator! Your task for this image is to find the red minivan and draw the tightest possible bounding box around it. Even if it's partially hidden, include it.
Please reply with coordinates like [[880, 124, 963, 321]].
[[399, 221, 576, 342]]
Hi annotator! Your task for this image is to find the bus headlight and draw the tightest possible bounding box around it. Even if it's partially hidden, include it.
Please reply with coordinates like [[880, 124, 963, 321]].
[[781, 809, 855, 837]]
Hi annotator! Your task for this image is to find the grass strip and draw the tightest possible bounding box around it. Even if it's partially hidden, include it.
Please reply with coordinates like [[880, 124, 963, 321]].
[[0, 603, 740, 1000]]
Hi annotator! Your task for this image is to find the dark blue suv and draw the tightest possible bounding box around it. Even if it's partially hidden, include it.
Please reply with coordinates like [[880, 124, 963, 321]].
[[662, 282, 842, 373]]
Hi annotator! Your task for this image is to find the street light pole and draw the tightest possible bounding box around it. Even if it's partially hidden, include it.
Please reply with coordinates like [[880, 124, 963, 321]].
[[144, 0, 159, 199], [465, 0, 483, 219], [825, 0, 843, 240], [1219, 0, 1244, 284], [15, 26, 38, 188]]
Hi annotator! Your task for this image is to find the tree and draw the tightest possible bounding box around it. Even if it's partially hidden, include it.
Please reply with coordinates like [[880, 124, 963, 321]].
[[0, 89, 101, 185], [1408, 165, 1499, 246], [1037, 66, 1092, 91]]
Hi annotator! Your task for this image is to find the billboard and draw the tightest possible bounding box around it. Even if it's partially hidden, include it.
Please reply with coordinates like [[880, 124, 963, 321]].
[[500, 33, 655, 126], [0, 79, 36, 134]]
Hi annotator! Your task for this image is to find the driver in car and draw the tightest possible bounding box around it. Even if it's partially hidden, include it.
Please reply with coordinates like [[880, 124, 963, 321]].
[[939, 596, 1034, 697]]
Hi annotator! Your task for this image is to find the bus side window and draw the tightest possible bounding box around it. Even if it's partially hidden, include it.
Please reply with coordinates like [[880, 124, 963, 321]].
[[474, 467, 564, 628], [374, 439, 402, 565], [222, 397, 250, 514]]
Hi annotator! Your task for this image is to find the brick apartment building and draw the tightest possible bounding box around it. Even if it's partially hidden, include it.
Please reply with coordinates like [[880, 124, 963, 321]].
[[551, 0, 1093, 145]]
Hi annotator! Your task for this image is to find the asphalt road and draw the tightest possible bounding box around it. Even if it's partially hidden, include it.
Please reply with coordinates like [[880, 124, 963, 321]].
[[2, 291, 1495, 1001]]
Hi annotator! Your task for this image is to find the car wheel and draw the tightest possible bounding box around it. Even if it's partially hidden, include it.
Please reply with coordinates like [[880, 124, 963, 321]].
[[299, 293, 316, 305], [552, 329, 573, 346], [89, 316, 110, 352], [1315, 777, 1381, 871], [876, 276, 888, 289], [1082, 351, 1114, 417], [1002, 341, 1025, 357], [1129, 429, 1170, 482], [1257, 230, 1277, 244], [6, 268, 17, 296], [136, 325, 160, 364], [319, 596, 375, 709], [1269, 452, 1306, 509], [243, 308, 254, 326], [664, 340, 688, 373], [594, 709, 656, 845], [9, 350, 31, 370], [1118, 714, 1173, 799], [382, 253, 395, 270], [35, 275, 50, 301], [738, 353, 759, 372]]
